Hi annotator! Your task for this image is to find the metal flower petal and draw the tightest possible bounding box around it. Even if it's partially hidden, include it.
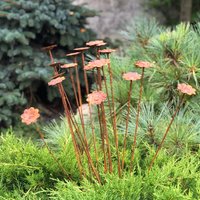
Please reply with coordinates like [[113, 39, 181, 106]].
[[21, 107, 40, 125]]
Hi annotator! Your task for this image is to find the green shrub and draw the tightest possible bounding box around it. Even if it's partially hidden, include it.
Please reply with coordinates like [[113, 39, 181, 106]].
[[108, 21, 200, 113], [0, 122, 199, 199], [0, 129, 81, 193], [50, 148, 199, 200]]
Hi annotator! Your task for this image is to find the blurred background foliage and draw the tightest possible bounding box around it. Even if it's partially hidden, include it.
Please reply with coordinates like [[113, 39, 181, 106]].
[[0, 0, 96, 127], [148, 0, 200, 25]]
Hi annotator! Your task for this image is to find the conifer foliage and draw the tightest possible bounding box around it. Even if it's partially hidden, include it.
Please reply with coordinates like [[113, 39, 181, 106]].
[[0, 0, 96, 126]]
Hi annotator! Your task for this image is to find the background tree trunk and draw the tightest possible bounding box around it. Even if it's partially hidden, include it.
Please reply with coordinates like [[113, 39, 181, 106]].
[[180, 0, 192, 22]]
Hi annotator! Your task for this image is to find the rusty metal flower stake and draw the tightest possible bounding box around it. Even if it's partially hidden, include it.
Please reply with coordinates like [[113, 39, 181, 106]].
[[60, 58, 100, 182], [148, 83, 196, 172], [87, 91, 113, 173], [72, 48, 100, 169], [48, 77, 85, 177], [121, 72, 141, 171], [21, 107, 70, 179], [42, 44, 57, 64], [130, 61, 153, 173], [99, 49, 117, 124], [84, 62, 111, 173], [108, 57, 121, 177], [74, 47, 90, 94]]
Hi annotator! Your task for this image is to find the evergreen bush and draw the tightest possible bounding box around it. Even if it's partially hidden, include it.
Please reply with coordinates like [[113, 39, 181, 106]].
[[0, 130, 199, 199], [111, 20, 200, 109], [0, 0, 96, 127], [148, 0, 200, 25], [0, 129, 81, 192]]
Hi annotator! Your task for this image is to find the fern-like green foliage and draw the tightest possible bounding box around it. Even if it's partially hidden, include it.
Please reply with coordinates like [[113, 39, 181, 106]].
[[147, 0, 200, 25], [0, 0, 96, 127]]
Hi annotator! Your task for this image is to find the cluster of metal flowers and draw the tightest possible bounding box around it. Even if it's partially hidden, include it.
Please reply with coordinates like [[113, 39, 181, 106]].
[[21, 39, 196, 183]]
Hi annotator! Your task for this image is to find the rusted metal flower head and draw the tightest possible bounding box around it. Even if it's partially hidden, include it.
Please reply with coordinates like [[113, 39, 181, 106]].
[[99, 49, 116, 54], [177, 83, 196, 95], [80, 28, 86, 33], [74, 47, 89, 51], [96, 42, 107, 47], [21, 107, 40, 125], [51, 72, 65, 79], [122, 72, 141, 81], [66, 52, 80, 57], [86, 40, 104, 47], [86, 91, 107, 105], [49, 62, 62, 67], [135, 61, 152, 68], [84, 59, 110, 70], [84, 64, 95, 71], [48, 77, 65, 86], [41, 44, 57, 51], [61, 63, 77, 69]]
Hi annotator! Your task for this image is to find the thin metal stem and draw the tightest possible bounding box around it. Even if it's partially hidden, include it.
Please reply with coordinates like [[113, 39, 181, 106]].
[[48, 50, 54, 64], [97, 66, 113, 173], [130, 68, 145, 172], [148, 94, 185, 172], [107, 58, 121, 177], [35, 124, 71, 180], [88, 104, 99, 169], [62, 87, 80, 131], [68, 68, 85, 132], [97, 68, 102, 90], [81, 52, 89, 94], [121, 80, 133, 171], [93, 69, 99, 90], [93, 67, 107, 172], [69, 67, 99, 172], [59, 84, 101, 183], [96, 47, 100, 59], [102, 66, 112, 118], [72, 67, 101, 182], [97, 105, 108, 173], [100, 103, 113, 173], [79, 58, 99, 168], [74, 65, 83, 113], [57, 83, 84, 177]]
